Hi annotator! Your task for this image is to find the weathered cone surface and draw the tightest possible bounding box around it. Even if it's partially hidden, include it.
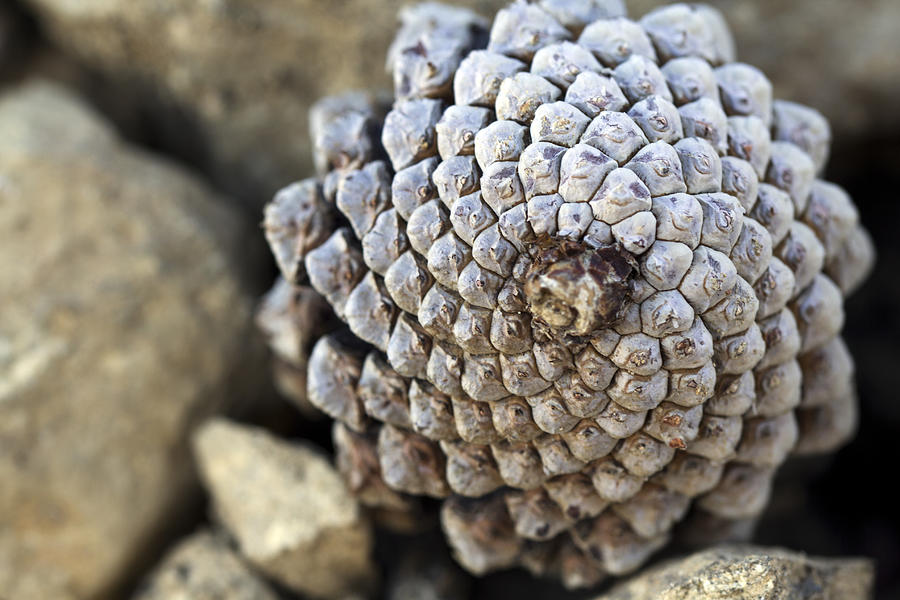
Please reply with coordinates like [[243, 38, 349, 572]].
[[133, 530, 281, 600], [192, 418, 376, 599], [261, 0, 875, 587], [0, 80, 260, 600], [596, 544, 874, 600], [256, 277, 337, 414]]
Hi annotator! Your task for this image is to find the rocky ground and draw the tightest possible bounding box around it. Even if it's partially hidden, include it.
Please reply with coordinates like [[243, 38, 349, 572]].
[[1, 1, 898, 599]]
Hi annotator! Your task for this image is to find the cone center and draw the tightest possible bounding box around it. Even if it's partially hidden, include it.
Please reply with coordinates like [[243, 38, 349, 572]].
[[523, 242, 636, 338]]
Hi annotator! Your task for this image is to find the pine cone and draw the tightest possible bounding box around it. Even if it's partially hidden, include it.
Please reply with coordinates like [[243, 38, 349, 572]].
[[261, 0, 875, 587], [255, 276, 339, 411]]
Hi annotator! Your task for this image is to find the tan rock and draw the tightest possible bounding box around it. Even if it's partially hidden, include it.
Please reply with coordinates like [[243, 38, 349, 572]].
[[133, 530, 280, 600], [0, 80, 262, 599], [596, 544, 874, 600], [193, 418, 376, 599]]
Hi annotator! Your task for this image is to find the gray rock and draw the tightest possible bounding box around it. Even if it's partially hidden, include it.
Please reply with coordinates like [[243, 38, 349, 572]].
[[0, 80, 262, 599], [133, 530, 281, 600], [193, 418, 376, 599], [596, 544, 874, 600]]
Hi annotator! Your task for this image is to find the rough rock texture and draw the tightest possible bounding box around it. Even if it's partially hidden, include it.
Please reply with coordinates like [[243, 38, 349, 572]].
[[192, 418, 376, 599], [18, 0, 503, 208], [133, 530, 281, 600], [596, 545, 874, 600], [0, 80, 262, 600]]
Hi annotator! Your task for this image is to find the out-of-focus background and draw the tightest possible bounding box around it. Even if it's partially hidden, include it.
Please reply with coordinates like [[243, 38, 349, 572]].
[[1, 0, 898, 599]]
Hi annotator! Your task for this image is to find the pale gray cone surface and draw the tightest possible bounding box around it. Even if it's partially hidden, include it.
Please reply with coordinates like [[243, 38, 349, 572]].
[[261, 0, 875, 588]]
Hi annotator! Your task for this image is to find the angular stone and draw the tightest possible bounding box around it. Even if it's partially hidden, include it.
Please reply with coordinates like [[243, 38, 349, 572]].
[[193, 419, 375, 598], [133, 530, 280, 600], [596, 545, 874, 600]]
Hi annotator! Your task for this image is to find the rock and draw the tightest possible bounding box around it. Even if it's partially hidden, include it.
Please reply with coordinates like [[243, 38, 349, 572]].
[[133, 530, 281, 600], [0, 80, 262, 599], [192, 418, 376, 599], [19, 0, 505, 209], [596, 545, 874, 600]]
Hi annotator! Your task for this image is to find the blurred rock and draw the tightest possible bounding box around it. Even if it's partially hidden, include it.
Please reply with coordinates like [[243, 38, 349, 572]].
[[596, 545, 874, 600], [0, 80, 263, 599], [193, 418, 376, 599], [19, 0, 504, 209], [133, 530, 281, 600]]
